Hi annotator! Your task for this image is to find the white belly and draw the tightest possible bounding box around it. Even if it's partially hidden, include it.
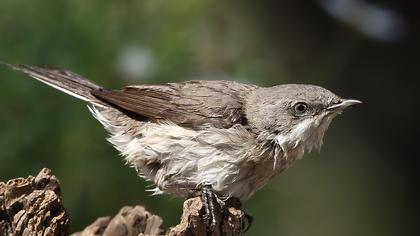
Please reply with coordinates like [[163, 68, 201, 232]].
[[90, 106, 293, 200]]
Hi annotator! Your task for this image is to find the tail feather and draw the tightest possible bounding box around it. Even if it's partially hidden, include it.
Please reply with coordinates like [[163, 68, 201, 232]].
[[3, 62, 106, 106]]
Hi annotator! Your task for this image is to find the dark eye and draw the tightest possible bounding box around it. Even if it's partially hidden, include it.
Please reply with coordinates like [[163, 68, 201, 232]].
[[293, 102, 308, 116]]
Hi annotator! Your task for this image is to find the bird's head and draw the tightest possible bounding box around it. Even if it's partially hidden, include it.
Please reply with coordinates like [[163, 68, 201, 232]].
[[245, 84, 361, 155]]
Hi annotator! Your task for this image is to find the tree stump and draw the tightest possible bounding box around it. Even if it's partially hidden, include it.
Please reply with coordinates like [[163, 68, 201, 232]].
[[0, 169, 246, 236]]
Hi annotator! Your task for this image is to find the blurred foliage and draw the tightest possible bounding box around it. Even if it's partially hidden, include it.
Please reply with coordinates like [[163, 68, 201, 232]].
[[0, 0, 418, 235]]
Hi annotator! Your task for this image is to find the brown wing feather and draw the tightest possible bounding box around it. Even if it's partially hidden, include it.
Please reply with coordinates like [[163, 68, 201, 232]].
[[92, 80, 257, 129]]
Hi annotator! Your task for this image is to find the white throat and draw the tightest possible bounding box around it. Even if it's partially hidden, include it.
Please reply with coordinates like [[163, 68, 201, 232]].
[[274, 114, 335, 159]]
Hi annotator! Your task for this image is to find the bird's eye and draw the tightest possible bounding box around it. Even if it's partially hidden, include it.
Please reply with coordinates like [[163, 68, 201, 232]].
[[293, 102, 308, 116]]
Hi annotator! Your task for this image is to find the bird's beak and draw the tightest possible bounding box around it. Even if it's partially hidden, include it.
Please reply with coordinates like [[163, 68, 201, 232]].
[[327, 99, 362, 112]]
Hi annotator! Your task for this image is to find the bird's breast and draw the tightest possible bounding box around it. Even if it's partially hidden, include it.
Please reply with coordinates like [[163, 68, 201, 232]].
[[91, 106, 300, 199]]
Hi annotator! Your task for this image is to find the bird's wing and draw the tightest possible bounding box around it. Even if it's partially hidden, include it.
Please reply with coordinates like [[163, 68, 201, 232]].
[[92, 80, 257, 129]]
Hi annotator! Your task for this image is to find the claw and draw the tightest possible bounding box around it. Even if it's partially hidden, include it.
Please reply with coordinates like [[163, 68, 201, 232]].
[[200, 186, 250, 234]]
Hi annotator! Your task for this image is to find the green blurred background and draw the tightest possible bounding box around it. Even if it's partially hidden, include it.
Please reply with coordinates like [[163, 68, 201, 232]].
[[0, 1, 418, 235]]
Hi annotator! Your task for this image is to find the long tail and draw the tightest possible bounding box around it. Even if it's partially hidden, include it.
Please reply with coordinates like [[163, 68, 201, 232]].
[[2, 62, 107, 106]]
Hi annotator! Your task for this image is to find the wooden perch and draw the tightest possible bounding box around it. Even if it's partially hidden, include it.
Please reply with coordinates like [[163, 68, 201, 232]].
[[0, 169, 246, 236], [0, 168, 68, 235]]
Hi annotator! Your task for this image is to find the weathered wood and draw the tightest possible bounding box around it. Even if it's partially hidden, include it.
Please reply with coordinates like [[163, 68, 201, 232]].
[[0, 169, 245, 236], [0, 168, 68, 235], [71, 206, 165, 236], [166, 197, 244, 236]]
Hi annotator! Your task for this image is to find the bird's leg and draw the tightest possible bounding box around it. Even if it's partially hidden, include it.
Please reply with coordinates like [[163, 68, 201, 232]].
[[201, 184, 219, 232]]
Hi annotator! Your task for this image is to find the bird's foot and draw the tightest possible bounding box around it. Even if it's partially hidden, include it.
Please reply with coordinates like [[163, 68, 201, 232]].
[[201, 184, 221, 233], [199, 186, 251, 233]]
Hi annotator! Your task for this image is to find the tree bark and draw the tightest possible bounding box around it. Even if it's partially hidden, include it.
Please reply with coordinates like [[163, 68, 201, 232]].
[[0, 169, 245, 236]]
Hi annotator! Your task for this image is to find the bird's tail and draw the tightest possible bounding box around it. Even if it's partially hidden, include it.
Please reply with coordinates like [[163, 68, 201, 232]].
[[2, 63, 107, 106]]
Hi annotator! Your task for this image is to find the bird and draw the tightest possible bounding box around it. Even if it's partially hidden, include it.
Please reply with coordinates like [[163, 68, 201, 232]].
[[3, 63, 361, 230]]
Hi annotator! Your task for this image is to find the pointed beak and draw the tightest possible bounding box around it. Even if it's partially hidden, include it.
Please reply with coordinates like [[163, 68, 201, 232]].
[[327, 99, 362, 111]]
